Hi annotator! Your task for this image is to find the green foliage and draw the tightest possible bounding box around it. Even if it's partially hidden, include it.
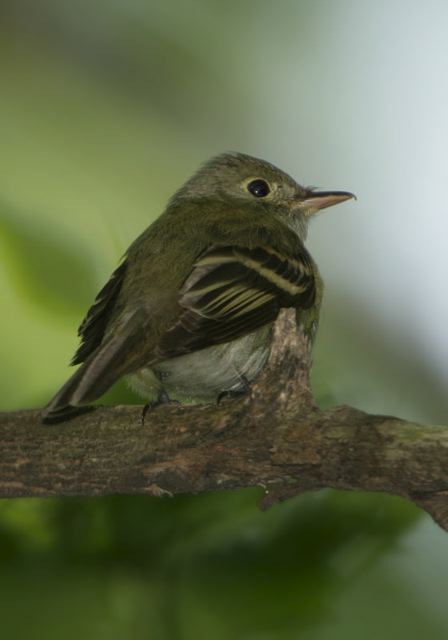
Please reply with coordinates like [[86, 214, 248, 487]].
[[0, 201, 97, 320], [0, 491, 425, 639]]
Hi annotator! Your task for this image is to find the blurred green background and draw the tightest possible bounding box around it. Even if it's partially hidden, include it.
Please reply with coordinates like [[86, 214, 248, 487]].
[[1, 1, 448, 638]]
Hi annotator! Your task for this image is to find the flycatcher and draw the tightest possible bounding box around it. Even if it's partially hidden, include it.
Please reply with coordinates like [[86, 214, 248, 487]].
[[42, 152, 354, 421]]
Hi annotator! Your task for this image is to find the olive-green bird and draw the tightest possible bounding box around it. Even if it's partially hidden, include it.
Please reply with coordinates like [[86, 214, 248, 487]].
[[42, 152, 354, 421]]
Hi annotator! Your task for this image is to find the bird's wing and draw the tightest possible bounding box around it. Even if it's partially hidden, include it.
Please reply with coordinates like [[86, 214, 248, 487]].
[[156, 244, 316, 359], [72, 259, 128, 365], [42, 243, 316, 421]]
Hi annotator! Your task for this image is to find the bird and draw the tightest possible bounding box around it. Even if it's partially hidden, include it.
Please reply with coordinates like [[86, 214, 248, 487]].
[[42, 152, 354, 422]]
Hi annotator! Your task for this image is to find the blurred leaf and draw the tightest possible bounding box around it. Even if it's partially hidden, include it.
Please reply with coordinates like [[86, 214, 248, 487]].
[[0, 200, 97, 320], [0, 490, 421, 639]]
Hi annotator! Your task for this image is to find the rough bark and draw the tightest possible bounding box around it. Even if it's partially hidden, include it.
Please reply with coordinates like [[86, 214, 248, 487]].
[[0, 310, 447, 530]]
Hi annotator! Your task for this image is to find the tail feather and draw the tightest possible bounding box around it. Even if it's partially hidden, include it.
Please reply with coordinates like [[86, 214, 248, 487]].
[[41, 309, 148, 422], [41, 349, 120, 422], [42, 361, 94, 421]]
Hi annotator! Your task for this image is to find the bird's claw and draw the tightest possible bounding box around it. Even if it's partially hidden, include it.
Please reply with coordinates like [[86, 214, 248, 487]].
[[141, 390, 179, 424]]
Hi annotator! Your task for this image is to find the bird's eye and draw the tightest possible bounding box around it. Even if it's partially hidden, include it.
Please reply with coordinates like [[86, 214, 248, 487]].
[[247, 179, 271, 198]]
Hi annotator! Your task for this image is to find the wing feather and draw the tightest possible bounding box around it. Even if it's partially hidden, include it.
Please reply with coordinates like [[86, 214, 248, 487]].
[[71, 260, 127, 364], [157, 244, 315, 358]]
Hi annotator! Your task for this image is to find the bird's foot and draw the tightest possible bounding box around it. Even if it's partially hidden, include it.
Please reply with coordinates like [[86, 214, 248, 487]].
[[141, 389, 179, 424], [217, 375, 251, 405]]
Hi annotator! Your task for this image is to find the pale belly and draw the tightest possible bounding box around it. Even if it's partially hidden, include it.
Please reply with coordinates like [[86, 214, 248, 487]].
[[127, 325, 272, 403]]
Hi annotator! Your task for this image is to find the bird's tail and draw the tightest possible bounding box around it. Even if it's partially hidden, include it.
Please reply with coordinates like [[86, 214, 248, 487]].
[[41, 357, 101, 423], [42, 310, 147, 423]]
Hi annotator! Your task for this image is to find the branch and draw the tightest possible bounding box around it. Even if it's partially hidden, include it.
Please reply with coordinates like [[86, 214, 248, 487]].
[[1, 310, 447, 531]]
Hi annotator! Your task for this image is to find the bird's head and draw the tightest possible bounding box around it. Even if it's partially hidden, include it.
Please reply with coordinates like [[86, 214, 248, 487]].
[[172, 152, 355, 238]]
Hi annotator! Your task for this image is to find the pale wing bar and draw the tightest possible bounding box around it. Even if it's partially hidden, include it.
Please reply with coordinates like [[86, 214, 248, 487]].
[[157, 244, 315, 359]]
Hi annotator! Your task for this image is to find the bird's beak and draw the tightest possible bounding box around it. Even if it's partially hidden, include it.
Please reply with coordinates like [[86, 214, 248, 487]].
[[298, 190, 356, 215]]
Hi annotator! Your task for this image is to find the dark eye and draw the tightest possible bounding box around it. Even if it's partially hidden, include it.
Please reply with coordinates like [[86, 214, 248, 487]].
[[247, 179, 270, 198]]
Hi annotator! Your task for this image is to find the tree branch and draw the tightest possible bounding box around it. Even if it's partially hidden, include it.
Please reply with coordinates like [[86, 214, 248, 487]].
[[1, 310, 447, 531]]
